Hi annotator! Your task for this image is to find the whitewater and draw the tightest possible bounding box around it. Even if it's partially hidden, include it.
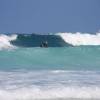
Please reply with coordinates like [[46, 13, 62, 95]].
[[58, 32, 100, 46], [0, 32, 100, 100]]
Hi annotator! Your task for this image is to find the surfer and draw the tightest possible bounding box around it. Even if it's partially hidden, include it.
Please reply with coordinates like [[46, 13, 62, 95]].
[[40, 41, 48, 47]]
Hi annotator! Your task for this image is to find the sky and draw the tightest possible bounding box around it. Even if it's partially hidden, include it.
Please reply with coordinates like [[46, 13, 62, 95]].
[[0, 0, 100, 34]]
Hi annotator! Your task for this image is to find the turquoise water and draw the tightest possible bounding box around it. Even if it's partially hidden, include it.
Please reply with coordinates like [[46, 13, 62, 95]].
[[0, 46, 100, 70]]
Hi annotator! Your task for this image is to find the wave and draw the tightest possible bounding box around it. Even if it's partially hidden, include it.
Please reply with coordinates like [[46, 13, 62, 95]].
[[1, 32, 100, 49], [0, 34, 17, 50], [11, 33, 69, 47], [58, 32, 100, 46]]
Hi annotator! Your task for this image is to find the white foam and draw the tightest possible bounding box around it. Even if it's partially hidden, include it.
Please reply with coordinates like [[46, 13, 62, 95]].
[[0, 86, 100, 100], [0, 34, 17, 50], [58, 32, 100, 46], [0, 70, 100, 100], [51, 70, 67, 74]]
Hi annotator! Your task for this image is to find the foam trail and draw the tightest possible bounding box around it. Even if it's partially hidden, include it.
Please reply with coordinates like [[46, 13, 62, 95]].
[[58, 32, 100, 46], [0, 34, 17, 50]]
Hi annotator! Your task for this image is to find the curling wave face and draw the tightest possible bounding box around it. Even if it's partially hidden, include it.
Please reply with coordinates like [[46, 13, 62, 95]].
[[11, 33, 69, 47]]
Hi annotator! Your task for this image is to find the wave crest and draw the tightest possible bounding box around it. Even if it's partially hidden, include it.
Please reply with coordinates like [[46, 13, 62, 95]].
[[58, 32, 100, 46]]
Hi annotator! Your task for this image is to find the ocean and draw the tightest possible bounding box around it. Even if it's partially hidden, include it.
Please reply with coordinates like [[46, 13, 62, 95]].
[[0, 32, 100, 100]]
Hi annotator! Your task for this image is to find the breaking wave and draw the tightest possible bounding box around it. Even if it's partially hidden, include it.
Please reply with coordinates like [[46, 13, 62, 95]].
[[1, 32, 100, 49], [58, 32, 100, 46], [0, 34, 17, 50]]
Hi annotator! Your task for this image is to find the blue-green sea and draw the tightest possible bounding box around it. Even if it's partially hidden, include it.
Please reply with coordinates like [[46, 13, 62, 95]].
[[0, 33, 100, 100], [1, 46, 100, 70]]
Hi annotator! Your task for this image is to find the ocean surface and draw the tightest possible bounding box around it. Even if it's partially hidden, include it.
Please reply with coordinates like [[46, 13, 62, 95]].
[[0, 32, 100, 100]]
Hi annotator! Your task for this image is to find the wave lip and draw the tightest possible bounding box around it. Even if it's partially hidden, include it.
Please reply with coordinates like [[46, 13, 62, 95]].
[[58, 32, 100, 46], [0, 34, 17, 50]]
